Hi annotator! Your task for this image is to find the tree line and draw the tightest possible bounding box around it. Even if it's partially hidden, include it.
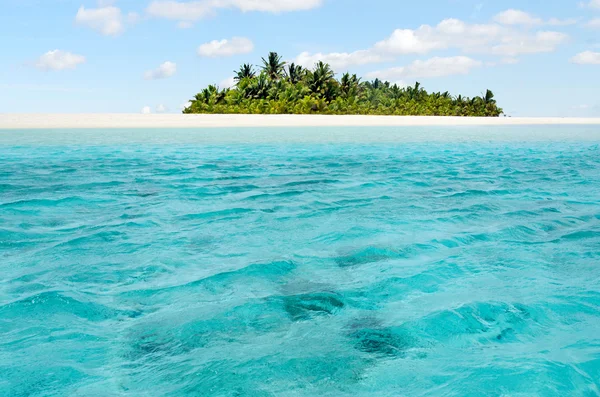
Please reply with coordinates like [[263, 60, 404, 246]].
[[184, 52, 503, 116]]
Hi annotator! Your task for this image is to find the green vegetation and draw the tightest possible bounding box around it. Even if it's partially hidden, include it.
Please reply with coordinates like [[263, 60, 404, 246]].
[[184, 52, 503, 116]]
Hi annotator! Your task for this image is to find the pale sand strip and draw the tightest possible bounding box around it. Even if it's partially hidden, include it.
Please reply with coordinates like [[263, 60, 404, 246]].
[[1, 114, 600, 129]]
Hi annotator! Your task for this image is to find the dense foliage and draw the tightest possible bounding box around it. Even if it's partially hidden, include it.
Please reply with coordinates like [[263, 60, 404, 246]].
[[184, 52, 503, 116]]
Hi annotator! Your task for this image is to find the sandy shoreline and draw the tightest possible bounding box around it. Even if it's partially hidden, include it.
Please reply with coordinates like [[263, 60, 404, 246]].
[[1, 114, 600, 129]]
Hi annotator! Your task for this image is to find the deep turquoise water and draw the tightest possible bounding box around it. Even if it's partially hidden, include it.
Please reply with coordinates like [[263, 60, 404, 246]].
[[1, 128, 600, 396]]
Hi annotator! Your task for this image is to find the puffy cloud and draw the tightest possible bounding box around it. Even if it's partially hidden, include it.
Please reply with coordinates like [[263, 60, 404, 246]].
[[570, 51, 600, 64], [141, 106, 151, 114], [147, 1, 214, 21], [146, 0, 323, 26], [156, 104, 168, 113], [294, 50, 389, 70], [35, 50, 86, 71], [494, 9, 542, 25], [180, 101, 192, 110], [197, 37, 254, 57], [144, 61, 177, 80], [374, 19, 567, 56], [75, 5, 124, 36], [295, 15, 568, 71], [366, 56, 483, 80], [374, 19, 504, 55]]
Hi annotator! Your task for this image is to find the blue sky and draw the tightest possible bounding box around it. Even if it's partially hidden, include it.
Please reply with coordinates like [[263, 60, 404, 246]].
[[1, 0, 599, 116]]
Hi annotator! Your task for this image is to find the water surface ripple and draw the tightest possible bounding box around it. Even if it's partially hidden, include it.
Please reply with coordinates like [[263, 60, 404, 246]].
[[1, 141, 600, 396]]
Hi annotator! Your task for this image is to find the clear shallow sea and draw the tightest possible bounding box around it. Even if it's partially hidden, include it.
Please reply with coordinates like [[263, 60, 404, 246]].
[[1, 127, 600, 396]]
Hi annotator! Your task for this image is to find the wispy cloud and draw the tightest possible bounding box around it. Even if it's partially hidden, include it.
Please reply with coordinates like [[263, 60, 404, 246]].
[[197, 37, 254, 57], [146, 0, 323, 27], [571, 51, 600, 64]]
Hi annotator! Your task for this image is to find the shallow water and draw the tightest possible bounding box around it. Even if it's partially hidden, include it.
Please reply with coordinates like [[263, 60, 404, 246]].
[[1, 129, 600, 396]]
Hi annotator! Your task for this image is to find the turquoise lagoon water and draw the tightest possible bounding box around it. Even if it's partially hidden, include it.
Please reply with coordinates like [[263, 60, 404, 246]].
[[1, 127, 600, 396]]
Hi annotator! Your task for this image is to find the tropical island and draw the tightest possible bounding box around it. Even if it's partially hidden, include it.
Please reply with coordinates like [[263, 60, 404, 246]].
[[184, 52, 503, 117]]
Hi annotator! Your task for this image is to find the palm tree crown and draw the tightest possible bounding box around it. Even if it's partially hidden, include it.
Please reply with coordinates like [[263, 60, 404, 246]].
[[285, 63, 305, 84], [234, 64, 255, 82], [261, 52, 286, 80]]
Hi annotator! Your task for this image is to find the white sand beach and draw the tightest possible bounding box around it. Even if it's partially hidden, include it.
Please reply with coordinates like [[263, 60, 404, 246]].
[[1, 114, 600, 129]]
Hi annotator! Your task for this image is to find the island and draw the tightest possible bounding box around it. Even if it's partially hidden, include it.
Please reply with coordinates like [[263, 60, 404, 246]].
[[184, 52, 503, 117]]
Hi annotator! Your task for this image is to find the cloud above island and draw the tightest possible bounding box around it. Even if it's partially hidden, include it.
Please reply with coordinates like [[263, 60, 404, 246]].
[[35, 50, 86, 71], [198, 37, 254, 57], [494, 9, 542, 26], [586, 18, 600, 28], [294, 50, 390, 70], [570, 51, 600, 64], [367, 56, 483, 81], [144, 61, 177, 80], [294, 15, 569, 71], [492, 9, 577, 26], [75, 5, 124, 36]]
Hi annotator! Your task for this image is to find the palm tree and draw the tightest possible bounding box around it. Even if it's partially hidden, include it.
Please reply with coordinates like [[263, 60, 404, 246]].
[[247, 73, 272, 100], [483, 89, 496, 104], [285, 63, 304, 84], [340, 73, 361, 98], [389, 84, 403, 100], [371, 78, 383, 90], [261, 52, 286, 80], [234, 64, 255, 82], [307, 61, 334, 95]]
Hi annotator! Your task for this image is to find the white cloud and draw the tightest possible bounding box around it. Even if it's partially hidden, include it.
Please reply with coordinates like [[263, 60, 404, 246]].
[[586, 18, 600, 28], [583, 0, 600, 9], [374, 26, 449, 55], [295, 16, 568, 71], [156, 104, 168, 112], [490, 31, 568, 57], [75, 5, 124, 36], [500, 57, 519, 65], [180, 101, 192, 110], [366, 56, 483, 80], [570, 51, 600, 64], [146, 0, 322, 26], [294, 50, 389, 70], [547, 17, 579, 26], [219, 76, 236, 89], [378, 19, 567, 56], [494, 9, 542, 25], [231, 0, 322, 12], [144, 61, 177, 80], [35, 50, 86, 71], [197, 37, 254, 57], [141, 106, 151, 114]]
